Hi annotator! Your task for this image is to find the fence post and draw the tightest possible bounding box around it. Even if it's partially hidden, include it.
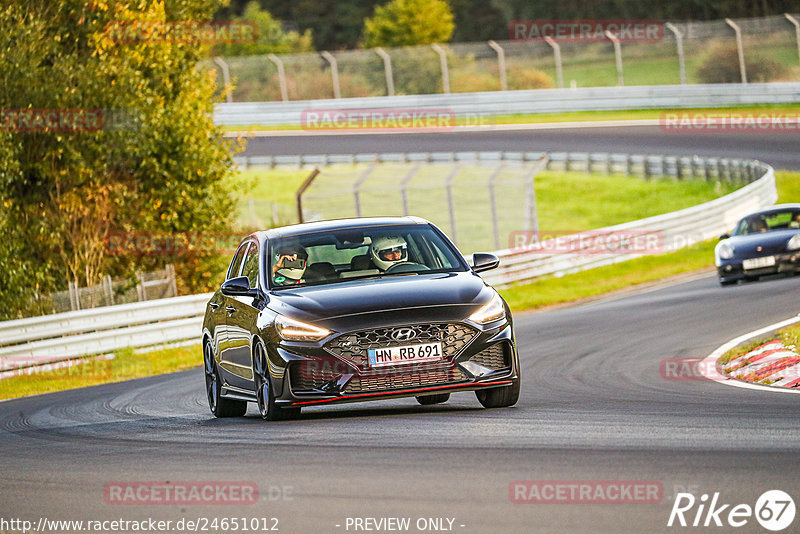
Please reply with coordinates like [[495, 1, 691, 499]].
[[400, 163, 421, 216], [431, 44, 451, 93], [166, 264, 177, 298], [725, 18, 747, 84], [487, 40, 507, 91], [103, 275, 114, 305], [212, 57, 233, 103], [785, 14, 800, 69], [374, 48, 395, 96], [353, 164, 377, 217], [544, 36, 564, 89], [68, 280, 80, 311], [136, 273, 146, 302], [295, 167, 320, 223], [320, 51, 341, 99], [444, 165, 462, 245], [267, 54, 289, 101], [604, 30, 624, 86], [523, 157, 548, 235], [664, 23, 687, 85], [487, 164, 505, 250]]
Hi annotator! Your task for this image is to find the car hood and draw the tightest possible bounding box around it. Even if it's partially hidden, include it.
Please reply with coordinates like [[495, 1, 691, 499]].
[[724, 229, 799, 257], [266, 271, 490, 323]]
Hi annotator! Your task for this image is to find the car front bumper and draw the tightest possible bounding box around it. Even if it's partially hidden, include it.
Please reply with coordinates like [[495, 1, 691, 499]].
[[718, 251, 800, 283]]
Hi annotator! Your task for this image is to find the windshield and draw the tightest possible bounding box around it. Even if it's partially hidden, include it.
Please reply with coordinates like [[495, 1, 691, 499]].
[[268, 224, 467, 288], [733, 209, 800, 236]]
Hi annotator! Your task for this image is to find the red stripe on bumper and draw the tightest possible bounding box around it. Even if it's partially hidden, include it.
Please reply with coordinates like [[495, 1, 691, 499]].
[[291, 380, 513, 406]]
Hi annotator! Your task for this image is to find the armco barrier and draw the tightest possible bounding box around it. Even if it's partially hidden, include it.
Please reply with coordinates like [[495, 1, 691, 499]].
[[214, 83, 800, 127], [0, 152, 776, 367]]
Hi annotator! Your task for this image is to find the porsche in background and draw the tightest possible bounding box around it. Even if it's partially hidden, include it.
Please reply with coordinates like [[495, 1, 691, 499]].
[[201, 216, 521, 421], [715, 204, 800, 286]]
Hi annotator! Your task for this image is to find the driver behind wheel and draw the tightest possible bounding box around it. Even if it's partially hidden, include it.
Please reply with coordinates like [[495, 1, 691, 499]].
[[272, 246, 308, 285], [370, 236, 408, 271]]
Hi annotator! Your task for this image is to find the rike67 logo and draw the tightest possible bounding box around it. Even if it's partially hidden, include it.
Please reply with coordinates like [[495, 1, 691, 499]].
[[668, 490, 796, 531]]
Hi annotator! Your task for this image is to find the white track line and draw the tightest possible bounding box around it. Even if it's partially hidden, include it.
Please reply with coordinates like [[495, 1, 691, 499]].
[[699, 314, 800, 395]]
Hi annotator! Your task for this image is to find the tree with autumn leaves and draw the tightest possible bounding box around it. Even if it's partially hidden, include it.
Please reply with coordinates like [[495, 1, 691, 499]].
[[0, 0, 240, 318]]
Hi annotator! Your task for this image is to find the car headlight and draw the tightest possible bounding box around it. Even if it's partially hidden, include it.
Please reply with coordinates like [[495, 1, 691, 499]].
[[788, 234, 800, 251], [275, 314, 331, 341], [468, 292, 506, 324], [717, 242, 734, 260]]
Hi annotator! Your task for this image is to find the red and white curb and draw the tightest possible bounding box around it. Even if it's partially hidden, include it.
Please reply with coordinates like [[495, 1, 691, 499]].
[[699, 314, 800, 395]]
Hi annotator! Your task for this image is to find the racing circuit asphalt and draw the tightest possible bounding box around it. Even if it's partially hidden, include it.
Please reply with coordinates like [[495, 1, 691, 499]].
[[1, 125, 799, 533]]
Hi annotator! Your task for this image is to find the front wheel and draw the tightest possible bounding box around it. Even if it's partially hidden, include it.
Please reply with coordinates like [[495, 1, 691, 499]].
[[254, 342, 300, 421], [204, 340, 247, 417], [476, 377, 520, 408]]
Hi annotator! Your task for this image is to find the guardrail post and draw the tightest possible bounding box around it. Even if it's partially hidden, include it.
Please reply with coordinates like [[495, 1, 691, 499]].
[[102, 275, 114, 305], [664, 23, 687, 85], [487, 40, 507, 91], [445, 165, 462, 244], [166, 264, 177, 298], [321, 51, 341, 99], [267, 54, 289, 102], [375, 48, 395, 96], [295, 167, 320, 223], [68, 280, 80, 311], [544, 36, 564, 89], [431, 44, 451, 93], [725, 18, 747, 84], [785, 14, 800, 68], [353, 164, 377, 217], [604, 30, 624, 86], [212, 57, 234, 103]]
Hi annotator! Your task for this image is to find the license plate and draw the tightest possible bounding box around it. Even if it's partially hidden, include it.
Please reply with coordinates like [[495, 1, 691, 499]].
[[743, 256, 775, 270], [368, 342, 443, 367]]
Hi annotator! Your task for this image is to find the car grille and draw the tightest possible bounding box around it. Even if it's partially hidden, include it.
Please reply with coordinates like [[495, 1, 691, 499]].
[[324, 323, 477, 369], [466, 343, 509, 370], [344, 365, 469, 393]]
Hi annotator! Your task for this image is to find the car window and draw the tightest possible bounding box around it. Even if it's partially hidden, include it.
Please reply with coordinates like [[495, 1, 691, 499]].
[[241, 241, 259, 288], [736, 209, 800, 235], [268, 224, 467, 288], [227, 242, 249, 280]]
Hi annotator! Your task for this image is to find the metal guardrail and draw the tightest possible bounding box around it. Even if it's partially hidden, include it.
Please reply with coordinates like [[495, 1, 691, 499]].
[[215, 83, 800, 127], [0, 152, 776, 368], [0, 294, 212, 368]]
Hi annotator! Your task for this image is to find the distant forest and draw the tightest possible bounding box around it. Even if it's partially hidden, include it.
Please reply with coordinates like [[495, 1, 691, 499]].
[[215, 0, 800, 50]]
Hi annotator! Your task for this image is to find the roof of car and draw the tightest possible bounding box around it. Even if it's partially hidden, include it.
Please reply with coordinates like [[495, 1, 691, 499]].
[[745, 203, 800, 217], [252, 216, 431, 242]]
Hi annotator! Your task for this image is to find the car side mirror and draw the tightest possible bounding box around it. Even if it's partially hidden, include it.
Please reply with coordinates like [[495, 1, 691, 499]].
[[719, 233, 730, 240], [472, 253, 500, 273], [221, 276, 254, 296]]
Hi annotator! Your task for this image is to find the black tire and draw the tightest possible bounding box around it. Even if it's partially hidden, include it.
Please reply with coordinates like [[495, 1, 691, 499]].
[[476, 377, 520, 408], [253, 342, 300, 421], [415, 393, 450, 405], [719, 278, 737, 286], [204, 340, 247, 417]]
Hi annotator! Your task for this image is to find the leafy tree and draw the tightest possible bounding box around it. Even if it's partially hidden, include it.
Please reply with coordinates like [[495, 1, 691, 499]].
[[0, 0, 240, 319], [363, 0, 454, 48], [212, 1, 313, 56]]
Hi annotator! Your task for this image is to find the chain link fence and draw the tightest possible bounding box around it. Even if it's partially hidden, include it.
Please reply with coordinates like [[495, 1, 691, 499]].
[[25, 265, 178, 317], [201, 15, 800, 103]]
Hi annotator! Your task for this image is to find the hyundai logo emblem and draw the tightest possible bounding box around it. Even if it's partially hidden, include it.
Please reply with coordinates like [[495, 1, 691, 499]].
[[391, 328, 417, 342]]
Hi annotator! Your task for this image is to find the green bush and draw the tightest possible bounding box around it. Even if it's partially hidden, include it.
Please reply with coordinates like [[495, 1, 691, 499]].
[[695, 43, 786, 83]]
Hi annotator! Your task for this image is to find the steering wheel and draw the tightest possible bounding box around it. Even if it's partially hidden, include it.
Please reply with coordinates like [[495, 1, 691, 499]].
[[385, 262, 431, 274]]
